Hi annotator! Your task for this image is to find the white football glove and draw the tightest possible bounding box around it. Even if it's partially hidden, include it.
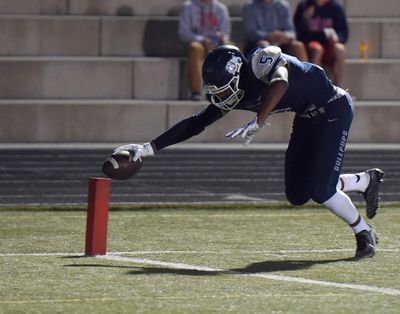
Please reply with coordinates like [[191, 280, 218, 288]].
[[113, 142, 154, 162], [225, 117, 270, 146]]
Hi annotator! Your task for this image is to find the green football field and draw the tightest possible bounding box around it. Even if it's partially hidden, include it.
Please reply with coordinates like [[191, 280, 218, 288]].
[[1, 204, 400, 313]]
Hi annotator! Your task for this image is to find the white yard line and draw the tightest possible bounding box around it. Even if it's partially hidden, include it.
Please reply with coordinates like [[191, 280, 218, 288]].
[[98, 254, 400, 296], [2, 250, 400, 296]]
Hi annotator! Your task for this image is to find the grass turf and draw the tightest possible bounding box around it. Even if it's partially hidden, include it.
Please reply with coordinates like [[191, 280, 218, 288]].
[[1, 204, 399, 313]]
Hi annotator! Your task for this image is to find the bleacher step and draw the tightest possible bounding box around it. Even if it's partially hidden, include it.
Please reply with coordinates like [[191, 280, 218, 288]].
[[1, 15, 399, 59], [0, 57, 398, 100], [0, 99, 398, 143], [1, 0, 399, 18]]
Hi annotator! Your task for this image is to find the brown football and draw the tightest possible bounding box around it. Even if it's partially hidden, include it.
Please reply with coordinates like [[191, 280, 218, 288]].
[[102, 150, 142, 180]]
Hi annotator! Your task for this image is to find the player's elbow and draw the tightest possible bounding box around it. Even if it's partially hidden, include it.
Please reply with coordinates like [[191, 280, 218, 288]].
[[270, 78, 288, 87]]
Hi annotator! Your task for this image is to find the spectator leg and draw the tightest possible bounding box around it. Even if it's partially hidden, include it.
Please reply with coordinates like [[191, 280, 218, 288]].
[[187, 41, 206, 95], [288, 40, 308, 61], [307, 42, 324, 66], [332, 42, 346, 87]]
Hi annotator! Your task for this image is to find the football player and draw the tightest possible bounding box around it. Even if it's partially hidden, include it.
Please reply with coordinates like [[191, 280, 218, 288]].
[[114, 45, 384, 259]]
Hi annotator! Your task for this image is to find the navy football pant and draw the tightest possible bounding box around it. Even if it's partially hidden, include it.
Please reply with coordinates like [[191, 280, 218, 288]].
[[285, 93, 354, 205]]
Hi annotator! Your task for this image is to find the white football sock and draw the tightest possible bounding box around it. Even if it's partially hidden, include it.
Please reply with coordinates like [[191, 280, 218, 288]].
[[323, 190, 371, 234], [337, 172, 370, 193]]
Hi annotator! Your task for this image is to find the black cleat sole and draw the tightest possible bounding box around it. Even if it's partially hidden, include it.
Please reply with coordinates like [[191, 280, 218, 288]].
[[363, 168, 385, 219]]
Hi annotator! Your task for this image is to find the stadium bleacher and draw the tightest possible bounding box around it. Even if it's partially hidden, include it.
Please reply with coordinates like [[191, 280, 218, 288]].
[[0, 0, 399, 143]]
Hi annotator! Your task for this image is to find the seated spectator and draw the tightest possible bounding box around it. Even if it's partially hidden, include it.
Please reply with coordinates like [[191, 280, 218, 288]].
[[242, 0, 308, 61], [294, 0, 348, 86], [178, 0, 231, 101]]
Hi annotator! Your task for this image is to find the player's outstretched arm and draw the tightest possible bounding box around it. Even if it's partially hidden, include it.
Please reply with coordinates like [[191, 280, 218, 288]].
[[113, 104, 224, 158]]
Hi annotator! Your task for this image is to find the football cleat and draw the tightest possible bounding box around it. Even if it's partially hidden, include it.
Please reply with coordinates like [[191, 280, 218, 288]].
[[362, 168, 385, 219], [355, 228, 378, 259]]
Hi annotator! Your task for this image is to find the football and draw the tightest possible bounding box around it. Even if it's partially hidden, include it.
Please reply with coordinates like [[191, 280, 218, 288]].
[[102, 150, 142, 180]]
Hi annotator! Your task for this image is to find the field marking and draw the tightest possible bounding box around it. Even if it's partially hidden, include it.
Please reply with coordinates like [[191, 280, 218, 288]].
[[98, 254, 400, 296], [1, 251, 400, 297]]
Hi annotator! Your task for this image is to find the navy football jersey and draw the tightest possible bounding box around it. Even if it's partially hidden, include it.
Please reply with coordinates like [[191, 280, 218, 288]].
[[235, 46, 336, 114], [153, 46, 336, 150]]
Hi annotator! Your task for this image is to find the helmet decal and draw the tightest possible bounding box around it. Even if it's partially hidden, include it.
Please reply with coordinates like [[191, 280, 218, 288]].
[[225, 56, 242, 75]]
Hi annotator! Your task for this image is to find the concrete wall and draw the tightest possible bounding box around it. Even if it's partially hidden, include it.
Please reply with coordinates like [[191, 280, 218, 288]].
[[0, 0, 398, 144], [1, 16, 400, 59], [0, 57, 132, 98], [4, 0, 399, 18], [342, 60, 400, 101], [0, 0, 66, 14], [0, 57, 399, 100], [0, 16, 99, 56], [0, 100, 398, 143]]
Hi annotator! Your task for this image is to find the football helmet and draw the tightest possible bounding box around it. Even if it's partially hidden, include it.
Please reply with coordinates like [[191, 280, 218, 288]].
[[202, 45, 245, 111]]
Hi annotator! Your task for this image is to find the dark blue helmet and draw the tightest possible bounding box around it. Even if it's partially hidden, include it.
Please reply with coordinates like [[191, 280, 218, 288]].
[[202, 45, 245, 111]]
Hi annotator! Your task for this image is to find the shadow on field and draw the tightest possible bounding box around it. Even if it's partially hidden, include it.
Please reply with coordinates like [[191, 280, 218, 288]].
[[64, 256, 358, 276], [123, 257, 357, 276], [233, 257, 358, 273]]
